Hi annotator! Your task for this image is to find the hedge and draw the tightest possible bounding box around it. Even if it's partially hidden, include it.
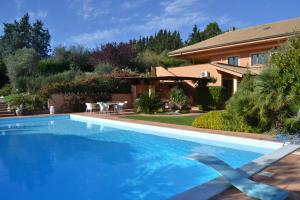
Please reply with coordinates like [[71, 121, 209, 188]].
[[192, 110, 255, 133], [4, 93, 47, 112], [197, 86, 226, 111]]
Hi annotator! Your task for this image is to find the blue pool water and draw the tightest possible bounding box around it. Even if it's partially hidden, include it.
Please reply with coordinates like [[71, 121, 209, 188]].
[[0, 116, 271, 200]]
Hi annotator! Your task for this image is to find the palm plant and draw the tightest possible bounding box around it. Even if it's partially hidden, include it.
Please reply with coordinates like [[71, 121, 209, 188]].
[[135, 93, 161, 113]]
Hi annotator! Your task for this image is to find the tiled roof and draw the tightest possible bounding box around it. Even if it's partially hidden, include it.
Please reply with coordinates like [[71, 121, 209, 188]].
[[169, 17, 300, 56], [212, 63, 265, 76]]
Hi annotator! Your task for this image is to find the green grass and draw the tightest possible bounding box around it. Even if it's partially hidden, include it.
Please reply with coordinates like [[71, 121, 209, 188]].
[[125, 115, 200, 126]]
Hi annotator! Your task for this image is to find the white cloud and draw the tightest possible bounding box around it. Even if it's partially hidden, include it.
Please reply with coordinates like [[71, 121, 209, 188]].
[[28, 10, 48, 19], [67, 0, 110, 20], [68, 29, 117, 45], [132, 0, 209, 34], [121, 0, 148, 10], [67, 0, 247, 47], [67, 0, 211, 46], [161, 0, 200, 15]]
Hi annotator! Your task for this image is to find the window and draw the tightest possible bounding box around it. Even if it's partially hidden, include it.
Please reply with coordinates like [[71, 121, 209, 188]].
[[251, 53, 269, 65], [228, 56, 239, 66]]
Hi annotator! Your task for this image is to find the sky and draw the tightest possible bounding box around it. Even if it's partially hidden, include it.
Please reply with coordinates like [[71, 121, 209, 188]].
[[0, 0, 300, 49]]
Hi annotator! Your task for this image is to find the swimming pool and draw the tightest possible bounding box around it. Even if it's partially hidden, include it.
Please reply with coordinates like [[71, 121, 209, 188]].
[[0, 115, 280, 200]]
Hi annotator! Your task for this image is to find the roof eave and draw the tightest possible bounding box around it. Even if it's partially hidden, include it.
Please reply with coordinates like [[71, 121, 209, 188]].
[[168, 32, 296, 57]]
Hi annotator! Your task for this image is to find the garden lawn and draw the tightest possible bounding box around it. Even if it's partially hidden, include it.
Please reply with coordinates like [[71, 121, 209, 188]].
[[125, 115, 200, 126]]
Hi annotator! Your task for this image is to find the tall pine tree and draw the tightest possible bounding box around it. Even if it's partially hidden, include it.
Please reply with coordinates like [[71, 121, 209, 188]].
[[187, 25, 204, 45], [132, 29, 183, 53], [0, 13, 51, 57], [186, 22, 222, 45], [32, 20, 51, 57]]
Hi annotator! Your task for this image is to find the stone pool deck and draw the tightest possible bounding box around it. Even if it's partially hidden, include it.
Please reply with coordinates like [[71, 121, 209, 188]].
[[212, 149, 300, 200], [74, 112, 300, 199]]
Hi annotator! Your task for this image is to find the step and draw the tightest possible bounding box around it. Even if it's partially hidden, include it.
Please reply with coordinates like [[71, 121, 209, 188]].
[[0, 111, 14, 115], [0, 114, 15, 117]]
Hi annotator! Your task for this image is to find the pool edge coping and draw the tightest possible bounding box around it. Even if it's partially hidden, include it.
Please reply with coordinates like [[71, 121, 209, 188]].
[[70, 114, 283, 151], [170, 144, 300, 200]]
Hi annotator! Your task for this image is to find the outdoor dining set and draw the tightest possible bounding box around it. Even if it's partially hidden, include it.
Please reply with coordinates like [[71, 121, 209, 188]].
[[85, 101, 127, 114]]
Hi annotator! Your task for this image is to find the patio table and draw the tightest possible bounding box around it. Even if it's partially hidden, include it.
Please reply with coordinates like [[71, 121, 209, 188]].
[[97, 102, 119, 113]]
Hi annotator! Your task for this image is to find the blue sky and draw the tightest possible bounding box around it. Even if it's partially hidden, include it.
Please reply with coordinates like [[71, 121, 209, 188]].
[[0, 0, 300, 49]]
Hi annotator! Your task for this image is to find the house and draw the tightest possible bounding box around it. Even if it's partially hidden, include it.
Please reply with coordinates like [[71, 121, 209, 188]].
[[155, 17, 300, 99], [118, 17, 300, 108]]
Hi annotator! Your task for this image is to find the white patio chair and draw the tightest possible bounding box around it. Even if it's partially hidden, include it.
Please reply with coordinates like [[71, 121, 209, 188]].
[[99, 102, 109, 114], [91, 103, 98, 111], [85, 103, 93, 113]]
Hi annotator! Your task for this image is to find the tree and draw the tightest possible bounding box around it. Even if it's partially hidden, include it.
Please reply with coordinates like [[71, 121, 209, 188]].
[[51, 45, 92, 72], [132, 29, 183, 53], [18, 13, 32, 49], [4, 48, 40, 89], [203, 22, 222, 40], [186, 25, 204, 45], [186, 22, 222, 45], [94, 62, 114, 74], [0, 59, 9, 88], [225, 35, 300, 133], [32, 20, 51, 57], [90, 42, 137, 70], [0, 13, 51, 57], [68, 45, 93, 71], [53, 46, 69, 63], [134, 50, 162, 72]]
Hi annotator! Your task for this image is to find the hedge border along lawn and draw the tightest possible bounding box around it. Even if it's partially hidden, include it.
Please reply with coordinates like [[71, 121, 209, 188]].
[[192, 110, 254, 133], [125, 115, 200, 126]]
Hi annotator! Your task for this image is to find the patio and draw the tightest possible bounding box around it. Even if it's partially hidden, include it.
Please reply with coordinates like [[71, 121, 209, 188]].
[[116, 75, 210, 107]]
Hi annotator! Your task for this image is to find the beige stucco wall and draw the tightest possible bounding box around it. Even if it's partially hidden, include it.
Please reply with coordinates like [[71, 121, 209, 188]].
[[156, 66, 175, 76], [48, 94, 67, 113], [210, 47, 273, 67], [167, 64, 222, 87]]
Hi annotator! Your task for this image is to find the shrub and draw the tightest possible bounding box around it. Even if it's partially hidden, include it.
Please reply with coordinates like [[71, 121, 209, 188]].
[[112, 79, 131, 93], [209, 86, 226, 108], [38, 59, 69, 74], [135, 93, 161, 113], [192, 110, 226, 130], [169, 87, 188, 110], [14, 70, 85, 93], [197, 86, 210, 111], [0, 84, 12, 96], [94, 62, 114, 74], [4, 93, 47, 112], [160, 56, 191, 68], [192, 110, 254, 132], [197, 86, 226, 111], [225, 35, 300, 134]]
